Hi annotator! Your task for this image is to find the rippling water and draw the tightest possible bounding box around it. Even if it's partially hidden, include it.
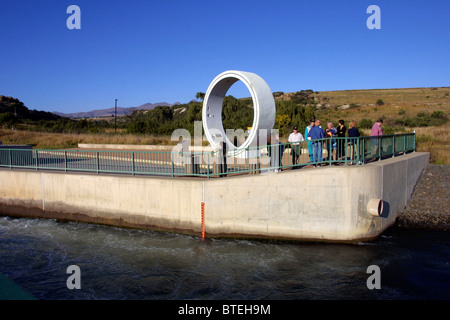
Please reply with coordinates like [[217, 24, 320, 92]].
[[0, 216, 449, 300]]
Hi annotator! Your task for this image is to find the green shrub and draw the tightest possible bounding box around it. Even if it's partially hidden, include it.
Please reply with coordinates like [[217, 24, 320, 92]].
[[431, 110, 446, 120], [395, 111, 448, 127], [359, 118, 373, 129]]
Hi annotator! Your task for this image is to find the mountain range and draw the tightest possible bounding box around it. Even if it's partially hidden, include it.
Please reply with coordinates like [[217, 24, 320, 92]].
[[53, 102, 180, 119]]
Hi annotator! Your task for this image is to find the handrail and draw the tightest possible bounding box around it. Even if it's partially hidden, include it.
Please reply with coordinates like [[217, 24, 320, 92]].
[[0, 133, 416, 178]]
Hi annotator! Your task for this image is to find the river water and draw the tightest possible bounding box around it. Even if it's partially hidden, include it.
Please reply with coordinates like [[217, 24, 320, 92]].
[[0, 216, 448, 300]]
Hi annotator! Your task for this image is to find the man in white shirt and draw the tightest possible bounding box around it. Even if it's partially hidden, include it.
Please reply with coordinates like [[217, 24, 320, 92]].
[[288, 126, 304, 167]]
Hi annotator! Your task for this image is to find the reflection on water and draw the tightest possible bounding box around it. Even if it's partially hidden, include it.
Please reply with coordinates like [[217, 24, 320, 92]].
[[0, 216, 449, 300]]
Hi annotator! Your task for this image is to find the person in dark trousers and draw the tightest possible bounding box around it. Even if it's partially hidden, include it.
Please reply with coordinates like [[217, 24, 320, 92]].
[[308, 120, 325, 167], [336, 119, 347, 160], [217, 141, 227, 177], [347, 120, 360, 164], [288, 126, 304, 167]]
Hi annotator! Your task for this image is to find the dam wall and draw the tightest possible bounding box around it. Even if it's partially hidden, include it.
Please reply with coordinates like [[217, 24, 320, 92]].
[[0, 152, 429, 242]]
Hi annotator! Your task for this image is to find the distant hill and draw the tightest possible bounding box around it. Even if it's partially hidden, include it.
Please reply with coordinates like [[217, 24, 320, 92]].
[[53, 102, 181, 119]]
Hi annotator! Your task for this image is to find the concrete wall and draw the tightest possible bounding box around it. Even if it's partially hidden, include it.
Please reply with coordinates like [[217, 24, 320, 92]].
[[0, 152, 429, 242], [0, 171, 203, 235], [203, 152, 428, 241]]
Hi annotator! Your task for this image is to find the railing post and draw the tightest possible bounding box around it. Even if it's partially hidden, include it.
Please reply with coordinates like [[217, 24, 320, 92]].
[[172, 160, 175, 177], [328, 138, 332, 166], [132, 152, 135, 176], [378, 136, 381, 161], [392, 135, 395, 158], [8, 149, 12, 169], [207, 153, 210, 179], [171, 153, 174, 178], [362, 138, 365, 163], [35, 150, 39, 171], [403, 134, 406, 154], [344, 137, 348, 166], [96, 151, 99, 174], [356, 137, 360, 165], [64, 151, 68, 172]]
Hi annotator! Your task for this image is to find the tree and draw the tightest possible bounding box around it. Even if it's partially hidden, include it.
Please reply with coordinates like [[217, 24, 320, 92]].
[[0, 96, 29, 118], [186, 102, 202, 123], [0, 112, 17, 128], [274, 100, 315, 134], [127, 120, 146, 134], [275, 114, 291, 137], [221, 96, 253, 131], [196, 92, 205, 102]]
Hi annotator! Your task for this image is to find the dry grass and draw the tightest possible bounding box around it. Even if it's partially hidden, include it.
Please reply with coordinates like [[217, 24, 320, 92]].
[[309, 87, 450, 165], [314, 86, 450, 107], [413, 124, 450, 165], [0, 130, 174, 149], [309, 86, 449, 124]]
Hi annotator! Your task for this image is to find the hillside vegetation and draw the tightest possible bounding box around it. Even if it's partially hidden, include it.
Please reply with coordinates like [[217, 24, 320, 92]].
[[1, 86, 449, 164], [311, 87, 450, 165]]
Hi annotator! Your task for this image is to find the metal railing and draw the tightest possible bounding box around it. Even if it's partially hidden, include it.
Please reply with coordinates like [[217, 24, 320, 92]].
[[0, 133, 415, 178]]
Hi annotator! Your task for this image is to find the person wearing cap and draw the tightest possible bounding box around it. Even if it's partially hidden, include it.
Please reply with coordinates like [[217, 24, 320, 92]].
[[288, 126, 304, 167], [305, 119, 315, 162]]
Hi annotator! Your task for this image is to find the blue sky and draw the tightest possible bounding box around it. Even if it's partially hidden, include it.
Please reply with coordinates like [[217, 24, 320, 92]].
[[0, 0, 449, 113]]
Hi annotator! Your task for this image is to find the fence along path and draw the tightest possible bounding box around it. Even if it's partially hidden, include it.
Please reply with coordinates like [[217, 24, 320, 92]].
[[0, 133, 415, 178]]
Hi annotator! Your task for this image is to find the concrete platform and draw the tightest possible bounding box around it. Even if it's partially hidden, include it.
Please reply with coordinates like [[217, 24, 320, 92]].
[[0, 152, 429, 242]]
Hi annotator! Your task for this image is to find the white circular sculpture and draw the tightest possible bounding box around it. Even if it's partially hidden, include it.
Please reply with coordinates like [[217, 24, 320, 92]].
[[202, 70, 275, 157]]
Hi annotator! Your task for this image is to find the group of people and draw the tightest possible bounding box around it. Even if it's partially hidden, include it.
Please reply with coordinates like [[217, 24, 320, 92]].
[[287, 118, 384, 167], [217, 118, 384, 174]]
